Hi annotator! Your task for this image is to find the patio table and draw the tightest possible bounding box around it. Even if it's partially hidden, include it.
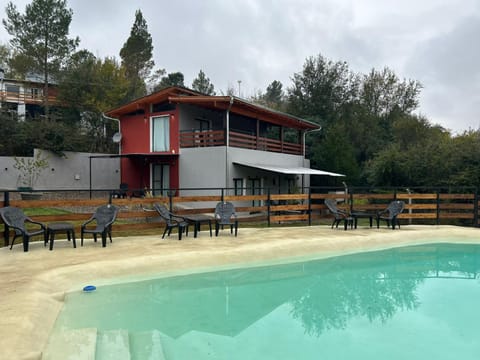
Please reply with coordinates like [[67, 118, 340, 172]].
[[351, 211, 375, 229], [184, 214, 213, 238], [46, 222, 76, 250]]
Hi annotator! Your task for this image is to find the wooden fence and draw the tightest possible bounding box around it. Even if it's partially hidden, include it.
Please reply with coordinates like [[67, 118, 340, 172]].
[[1, 188, 479, 247]]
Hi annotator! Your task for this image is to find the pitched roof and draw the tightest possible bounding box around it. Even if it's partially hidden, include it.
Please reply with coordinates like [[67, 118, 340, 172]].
[[106, 86, 319, 130]]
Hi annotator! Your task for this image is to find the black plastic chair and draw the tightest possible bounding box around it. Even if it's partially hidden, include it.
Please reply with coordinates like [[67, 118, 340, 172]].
[[214, 202, 238, 237], [376, 200, 405, 229], [112, 183, 129, 198], [324, 198, 353, 230], [153, 203, 189, 240], [0, 206, 47, 252], [81, 204, 119, 247]]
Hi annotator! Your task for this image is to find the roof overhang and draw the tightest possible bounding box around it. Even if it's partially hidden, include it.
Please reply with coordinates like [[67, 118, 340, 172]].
[[234, 162, 345, 177], [106, 86, 319, 131]]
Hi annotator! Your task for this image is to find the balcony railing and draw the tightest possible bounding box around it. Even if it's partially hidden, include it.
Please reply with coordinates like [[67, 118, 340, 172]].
[[0, 90, 58, 105], [180, 129, 303, 155]]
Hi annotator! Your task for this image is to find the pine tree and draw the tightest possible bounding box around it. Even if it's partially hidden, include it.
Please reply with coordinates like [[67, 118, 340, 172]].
[[192, 70, 215, 95], [120, 9, 154, 101], [3, 0, 79, 116]]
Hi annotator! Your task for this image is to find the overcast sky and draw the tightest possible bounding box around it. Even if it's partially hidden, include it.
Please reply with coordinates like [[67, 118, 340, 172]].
[[0, 0, 479, 133]]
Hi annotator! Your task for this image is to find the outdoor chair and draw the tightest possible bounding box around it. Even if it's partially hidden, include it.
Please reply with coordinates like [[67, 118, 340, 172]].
[[376, 200, 405, 229], [153, 203, 189, 240], [324, 198, 353, 230], [81, 204, 119, 247], [112, 182, 129, 198], [214, 201, 238, 237], [0, 206, 47, 252]]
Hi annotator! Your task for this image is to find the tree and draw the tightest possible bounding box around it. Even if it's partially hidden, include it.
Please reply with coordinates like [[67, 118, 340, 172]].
[[287, 54, 359, 125], [192, 70, 215, 95], [120, 9, 154, 101], [57, 53, 129, 153], [3, 0, 79, 116], [59, 51, 129, 113], [264, 80, 284, 108], [154, 72, 184, 91], [359, 67, 422, 118]]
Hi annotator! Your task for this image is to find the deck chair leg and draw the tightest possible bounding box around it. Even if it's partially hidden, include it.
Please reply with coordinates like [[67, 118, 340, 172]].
[[22, 234, 29, 252], [101, 233, 107, 247], [234, 222, 238, 237], [162, 227, 168, 239]]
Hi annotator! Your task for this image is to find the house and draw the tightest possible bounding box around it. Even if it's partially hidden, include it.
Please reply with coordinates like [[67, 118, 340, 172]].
[[0, 69, 58, 117], [106, 86, 343, 197]]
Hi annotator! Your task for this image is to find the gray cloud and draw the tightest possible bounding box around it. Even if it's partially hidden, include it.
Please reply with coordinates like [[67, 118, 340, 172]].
[[1, 0, 479, 132]]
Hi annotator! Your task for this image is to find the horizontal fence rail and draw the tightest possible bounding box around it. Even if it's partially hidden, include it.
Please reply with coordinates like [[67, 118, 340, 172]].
[[179, 129, 302, 155], [1, 187, 479, 247]]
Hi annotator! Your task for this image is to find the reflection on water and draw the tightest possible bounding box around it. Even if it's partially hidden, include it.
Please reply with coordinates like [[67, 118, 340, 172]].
[[57, 243, 480, 338], [52, 243, 480, 359]]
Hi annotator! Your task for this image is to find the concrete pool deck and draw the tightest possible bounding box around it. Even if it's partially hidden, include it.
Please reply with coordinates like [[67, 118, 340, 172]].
[[1, 224, 479, 359]]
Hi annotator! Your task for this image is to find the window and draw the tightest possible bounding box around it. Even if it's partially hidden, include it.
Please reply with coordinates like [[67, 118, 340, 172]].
[[152, 164, 170, 196], [151, 116, 170, 152], [233, 178, 244, 196]]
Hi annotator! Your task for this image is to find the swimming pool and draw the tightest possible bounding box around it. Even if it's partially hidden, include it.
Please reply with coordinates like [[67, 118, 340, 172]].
[[44, 243, 480, 359]]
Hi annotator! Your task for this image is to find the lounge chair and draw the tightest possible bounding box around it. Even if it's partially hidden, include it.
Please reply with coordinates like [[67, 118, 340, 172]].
[[153, 203, 189, 240], [0, 206, 47, 252], [376, 200, 405, 229], [324, 198, 353, 230], [81, 204, 119, 247], [214, 201, 238, 236]]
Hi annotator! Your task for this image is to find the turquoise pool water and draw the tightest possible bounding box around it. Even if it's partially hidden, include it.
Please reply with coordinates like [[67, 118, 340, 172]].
[[49, 243, 480, 359]]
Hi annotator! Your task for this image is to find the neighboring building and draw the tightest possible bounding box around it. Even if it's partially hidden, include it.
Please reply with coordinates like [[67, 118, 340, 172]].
[[0, 69, 58, 117], [106, 86, 342, 196]]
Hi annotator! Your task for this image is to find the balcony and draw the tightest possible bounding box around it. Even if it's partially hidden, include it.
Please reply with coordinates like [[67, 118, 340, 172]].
[[180, 129, 303, 155], [0, 89, 58, 105]]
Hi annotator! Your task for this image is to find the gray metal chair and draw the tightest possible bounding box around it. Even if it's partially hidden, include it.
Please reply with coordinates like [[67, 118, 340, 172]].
[[0, 206, 47, 252], [153, 203, 189, 240], [81, 204, 119, 247], [376, 200, 405, 229], [214, 202, 238, 236], [324, 198, 353, 230]]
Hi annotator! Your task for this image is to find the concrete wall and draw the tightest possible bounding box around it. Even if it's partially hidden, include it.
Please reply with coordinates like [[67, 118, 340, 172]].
[[0, 149, 120, 190], [179, 147, 226, 196], [178, 145, 309, 195]]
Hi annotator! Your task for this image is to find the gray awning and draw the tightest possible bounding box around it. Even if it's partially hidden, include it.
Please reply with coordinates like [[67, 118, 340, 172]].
[[233, 162, 345, 177]]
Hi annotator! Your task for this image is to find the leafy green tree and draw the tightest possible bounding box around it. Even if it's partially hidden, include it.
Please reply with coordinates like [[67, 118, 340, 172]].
[[57, 52, 128, 153], [192, 69, 215, 95], [359, 67, 422, 118], [59, 52, 128, 113], [0, 110, 21, 155], [120, 9, 154, 101], [3, 0, 79, 115], [287, 54, 359, 125]]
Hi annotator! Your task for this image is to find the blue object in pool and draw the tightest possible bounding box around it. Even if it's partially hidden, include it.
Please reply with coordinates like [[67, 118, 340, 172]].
[[82, 285, 96, 292]]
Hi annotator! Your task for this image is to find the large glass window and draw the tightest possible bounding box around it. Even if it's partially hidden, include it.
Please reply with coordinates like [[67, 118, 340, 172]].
[[152, 164, 170, 196], [233, 178, 244, 196], [151, 116, 170, 152]]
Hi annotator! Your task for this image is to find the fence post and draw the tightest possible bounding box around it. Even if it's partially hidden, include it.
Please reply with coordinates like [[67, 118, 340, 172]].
[[308, 188, 312, 226], [474, 189, 479, 227], [436, 191, 440, 225], [267, 188, 271, 227], [2, 191, 9, 247], [168, 190, 174, 212]]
